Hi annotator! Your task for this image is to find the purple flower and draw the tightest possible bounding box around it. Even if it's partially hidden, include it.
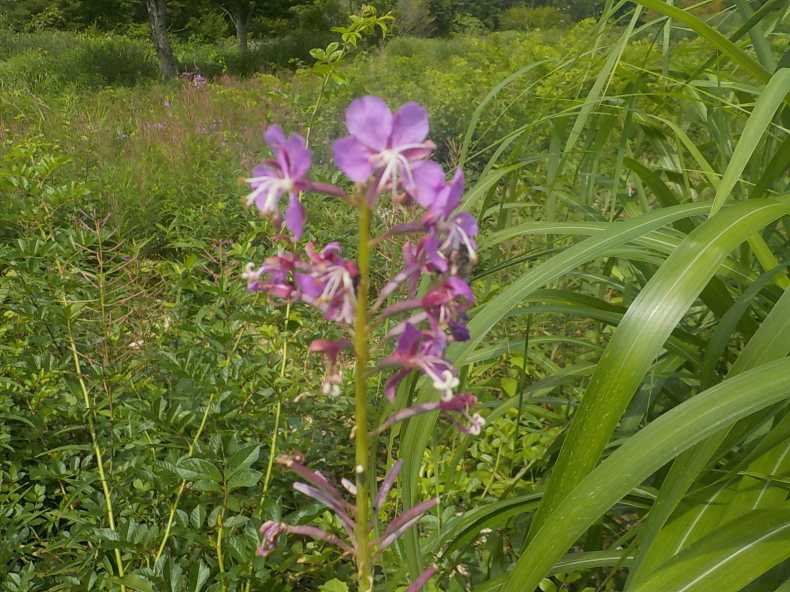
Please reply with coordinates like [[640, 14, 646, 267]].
[[422, 277, 473, 339], [373, 392, 485, 436], [376, 234, 446, 305], [381, 323, 458, 401], [243, 251, 298, 300], [309, 338, 352, 395], [412, 165, 479, 276], [295, 242, 358, 324], [333, 96, 435, 195], [245, 125, 312, 240]]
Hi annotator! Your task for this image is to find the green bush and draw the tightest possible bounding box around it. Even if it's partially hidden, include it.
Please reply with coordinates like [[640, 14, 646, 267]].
[[499, 4, 572, 31]]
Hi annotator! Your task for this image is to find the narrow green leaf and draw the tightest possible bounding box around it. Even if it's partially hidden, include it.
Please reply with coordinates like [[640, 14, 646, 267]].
[[501, 358, 790, 592], [563, 8, 642, 157], [631, 0, 771, 83], [529, 199, 790, 539], [748, 135, 790, 200], [630, 282, 790, 586], [459, 60, 552, 167], [630, 510, 790, 592], [711, 68, 790, 215]]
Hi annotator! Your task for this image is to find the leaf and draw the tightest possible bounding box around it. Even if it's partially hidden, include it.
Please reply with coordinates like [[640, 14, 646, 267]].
[[632, 0, 771, 83], [630, 510, 790, 592], [190, 505, 206, 529], [176, 458, 222, 482], [187, 561, 210, 592], [227, 443, 259, 471], [115, 575, 155, 592], [227, 468, 262, 492], [500, 357, 790, 592], [319, 579, 350, 592], [528, 199, 790, 539], [710, 68, 790, 215]]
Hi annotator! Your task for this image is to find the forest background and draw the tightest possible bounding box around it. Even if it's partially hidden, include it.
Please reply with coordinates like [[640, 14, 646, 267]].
[[1, 0, 788, 591]]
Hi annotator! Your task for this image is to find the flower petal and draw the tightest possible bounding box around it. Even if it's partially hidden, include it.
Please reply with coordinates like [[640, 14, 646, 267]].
[[406, 566, 438, 592], [333, 136, 375, 182], [264, 125, 287, 150], [284, 133, 312, 179], [391, 102, 429, 146], [284, 194, 306, 241], [345, 95, 392, 150], [409, 160, 445, 207]]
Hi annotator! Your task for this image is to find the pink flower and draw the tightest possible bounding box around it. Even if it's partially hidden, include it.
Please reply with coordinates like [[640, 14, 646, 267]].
[[243, 251, 298, 300], [381, 323, 458, 401], [295, 243, 358, 324], [333, 96, 435, 195], [245, 126, 312, 240]]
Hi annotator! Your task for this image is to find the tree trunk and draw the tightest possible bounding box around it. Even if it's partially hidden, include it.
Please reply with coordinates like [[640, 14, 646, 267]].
[[233, 1, 254, 55], [145, 0, 178, 78], [235, 15, 249, 54]]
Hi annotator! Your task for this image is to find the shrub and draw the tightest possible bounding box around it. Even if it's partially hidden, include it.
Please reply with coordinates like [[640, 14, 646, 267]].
[[499, 5, 572, 31]]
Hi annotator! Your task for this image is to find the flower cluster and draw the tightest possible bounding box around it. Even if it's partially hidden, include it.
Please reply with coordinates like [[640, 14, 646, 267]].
[[180, 70, 207, 87], [243, 96, 485, 589], [244, 96, 482, 433]]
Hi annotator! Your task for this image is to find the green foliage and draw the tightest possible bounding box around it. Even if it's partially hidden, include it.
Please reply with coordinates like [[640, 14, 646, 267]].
[[1, 1, 788, 589], [499, 4, 571, 31]]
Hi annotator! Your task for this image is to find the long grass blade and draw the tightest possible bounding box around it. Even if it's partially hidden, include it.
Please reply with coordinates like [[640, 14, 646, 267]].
[[500, 357, 790, 592]]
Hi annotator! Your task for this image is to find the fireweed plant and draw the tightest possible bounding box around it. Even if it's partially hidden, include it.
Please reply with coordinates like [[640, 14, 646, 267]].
[[242, 95, 484, 591]]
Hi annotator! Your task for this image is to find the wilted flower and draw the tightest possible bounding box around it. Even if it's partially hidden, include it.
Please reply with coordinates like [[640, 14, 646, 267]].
[[258, 454, 437, 568], [373, 392, 485, 436], [309, 338, 352, 395]]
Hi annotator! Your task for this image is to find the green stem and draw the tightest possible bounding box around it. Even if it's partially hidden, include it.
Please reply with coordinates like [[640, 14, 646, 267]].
[[154, 391, 216, 563], [354, 189, 373, 592], [65, 317, 126, 582], [305, 74, 331, 147], [56, 258, 125, 589]]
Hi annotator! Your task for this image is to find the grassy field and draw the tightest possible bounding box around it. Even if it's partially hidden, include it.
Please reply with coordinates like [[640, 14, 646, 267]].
[[1, 2, 789, 591]]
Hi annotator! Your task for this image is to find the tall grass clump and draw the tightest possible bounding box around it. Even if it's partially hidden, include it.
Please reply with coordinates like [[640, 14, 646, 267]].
[[389, 0, 790, 590]]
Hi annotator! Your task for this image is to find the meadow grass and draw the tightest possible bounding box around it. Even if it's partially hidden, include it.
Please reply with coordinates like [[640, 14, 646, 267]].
[[1, 3, 788, 589]]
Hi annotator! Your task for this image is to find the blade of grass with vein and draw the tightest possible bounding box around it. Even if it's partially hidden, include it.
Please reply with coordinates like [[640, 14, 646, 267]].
[[718, 436, 790, 525], [732, 0, 777, 72], [500, 356, 790, 592], [749, 134, 790, 199], [625, 280, 790, 588], [458, 60, 552, 167], [701, 264, 790, 389], [398, 202, 714, 570], [527, 198, 790, 540], [629, 510, 790, 592], [631, 0, 771, 83], [710, 68, 790, 216], [563, 8, 642, 158]]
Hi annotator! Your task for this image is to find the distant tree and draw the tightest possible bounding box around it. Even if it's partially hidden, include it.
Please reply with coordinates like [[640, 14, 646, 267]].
[[216, 0, 255, 53], [396, 0, 434, 37], [145, 0, 178, 77]]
